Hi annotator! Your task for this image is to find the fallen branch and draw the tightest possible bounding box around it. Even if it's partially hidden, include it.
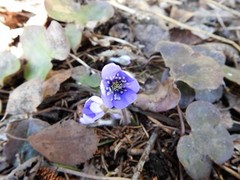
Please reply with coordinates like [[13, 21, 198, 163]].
[[132, 128, 159, 180]]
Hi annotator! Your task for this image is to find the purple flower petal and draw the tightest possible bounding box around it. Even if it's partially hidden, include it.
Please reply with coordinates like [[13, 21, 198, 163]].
[[112, 89, 137, 109], [100, 63, 140, 109], [80, 96, 105, 124], [80, 114, 96, 124], [101, 93, 114, 108], [83, 107, 96, 118], [101, 63, 121, 79], [126, 79, 140, 92], [118, 71, 135, 82], [118, 71, 140, 92], [100, 80, 114, 108]]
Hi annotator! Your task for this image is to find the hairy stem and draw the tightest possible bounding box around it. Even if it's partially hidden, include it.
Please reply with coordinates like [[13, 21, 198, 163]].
[[121, 108, 130, 125]]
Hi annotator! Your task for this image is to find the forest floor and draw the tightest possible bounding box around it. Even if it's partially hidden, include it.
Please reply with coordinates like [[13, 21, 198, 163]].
[[0, 0, 240, 180]]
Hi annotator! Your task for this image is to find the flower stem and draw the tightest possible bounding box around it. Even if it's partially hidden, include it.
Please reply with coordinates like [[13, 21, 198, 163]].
[[121, 108, 130, 125]]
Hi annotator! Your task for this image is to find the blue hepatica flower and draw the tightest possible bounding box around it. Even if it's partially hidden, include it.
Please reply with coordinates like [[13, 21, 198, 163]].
[[100, 63, 140, 109], [79, 96, 105, 124]]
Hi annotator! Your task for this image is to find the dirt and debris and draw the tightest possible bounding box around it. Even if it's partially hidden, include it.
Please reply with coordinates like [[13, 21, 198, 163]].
[[0, 0, 240, 180]]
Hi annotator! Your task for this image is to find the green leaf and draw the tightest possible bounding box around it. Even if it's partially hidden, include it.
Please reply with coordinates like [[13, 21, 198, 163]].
[[177, 101, 234, 180], [71, 66, 101, 88], [79, 73, 101, 88], [0, 51, 20, 86], [177, 135, 212, 180], [47, 21, 70, 60], [65, 23, 83, 53], [158, 41, 224, 90], [44, 0, 114, 26], [223, 65, 240, 85], [21, 21, 70, 80], [195, 86, 223, 103], [192, 44, 225, 65], [21, 26, 52, 80]]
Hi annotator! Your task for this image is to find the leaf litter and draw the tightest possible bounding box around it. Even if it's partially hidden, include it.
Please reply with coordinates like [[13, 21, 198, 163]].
[[28, 120, 99, 166], [0, 0, 240, 179]]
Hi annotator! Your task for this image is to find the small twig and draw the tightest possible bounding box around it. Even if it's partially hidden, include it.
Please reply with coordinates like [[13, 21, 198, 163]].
[[56, 167, 131, 180], [0, 89, 10, 94], [0, 113, 7, 122], [205, 0, 240, 18], [5, 132, 28, 141], [178, 162, 184, 180], [177, 105, 185, 136], [102, 35, 137, 49], [140, 123, 149, 138], [132, 128, 159, 180], [220, 164, 240, 180], [147, 116, 178, 134], [108, 0, 240, 53], [69, 53, 94, 73], [128, 148, 157, 156]]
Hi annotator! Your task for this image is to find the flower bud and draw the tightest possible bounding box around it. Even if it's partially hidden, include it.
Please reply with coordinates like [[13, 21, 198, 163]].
[[79, 96, 105, 124]]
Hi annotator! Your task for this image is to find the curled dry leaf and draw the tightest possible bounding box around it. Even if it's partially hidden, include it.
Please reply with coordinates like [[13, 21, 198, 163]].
[[43, 69, 72, 98], [6, 79, 43, 115], [169, 6, 193, 29], [134, 78, 180, 112], [28, 120, 99, 165], [158, 41, 224, 90]]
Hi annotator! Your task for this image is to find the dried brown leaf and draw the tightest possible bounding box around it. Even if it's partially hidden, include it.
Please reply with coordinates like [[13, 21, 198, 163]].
[[43, 69, 72, 98], [169, 6, 193, 28], [134, 78, 180, 112], [28, 121, 99, 165], [6, 79, 43, 115]]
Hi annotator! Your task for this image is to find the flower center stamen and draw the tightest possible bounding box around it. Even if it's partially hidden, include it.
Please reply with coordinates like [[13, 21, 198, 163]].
[[110, 80, 124, 92]]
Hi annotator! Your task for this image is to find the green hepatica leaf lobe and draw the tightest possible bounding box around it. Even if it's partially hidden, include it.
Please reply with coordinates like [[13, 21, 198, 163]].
[[0, 51, 20, 86], [158, 42, 224, 90], [79, 73, 101, 88], [177, 135, 212, 180], [223, 65, 240, 85], [65, 23, 83, 53], [177, 101, 234, 180], [46, 21, 70, 60], [21, 26, 53, 80], [21, 21, 70, 80], [45, 0, 114, 26]]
